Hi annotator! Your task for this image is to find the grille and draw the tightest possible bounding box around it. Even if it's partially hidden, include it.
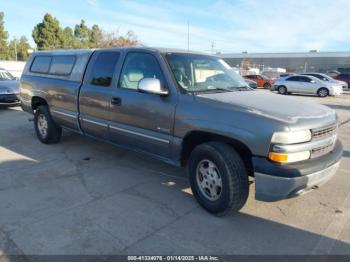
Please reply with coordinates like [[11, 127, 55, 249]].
[[0, 94, 19, 103], [312, 125, 337, 140], [311, 143, 334, 158]]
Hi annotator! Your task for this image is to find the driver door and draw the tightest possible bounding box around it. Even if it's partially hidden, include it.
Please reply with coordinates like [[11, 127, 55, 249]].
[[108, 51, 177, 159]]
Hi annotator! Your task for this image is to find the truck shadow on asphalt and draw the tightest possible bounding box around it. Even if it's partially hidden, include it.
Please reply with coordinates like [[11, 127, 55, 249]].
[[324, 104, 350, 111], [0, 109, 349, 255]]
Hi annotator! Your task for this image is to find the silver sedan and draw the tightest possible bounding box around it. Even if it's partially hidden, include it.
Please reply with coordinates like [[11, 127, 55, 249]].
[[273, 75, 343, 97]]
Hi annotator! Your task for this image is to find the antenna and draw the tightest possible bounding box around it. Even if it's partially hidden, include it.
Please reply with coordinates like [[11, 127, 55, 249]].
[[187, 21, 189, 51]]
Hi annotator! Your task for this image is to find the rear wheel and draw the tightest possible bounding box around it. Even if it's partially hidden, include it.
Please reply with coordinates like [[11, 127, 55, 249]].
[[34, 105, 62, 144], [317, 88, 329, 97], [278, 85, 287, 95], [263, 83, 271, 89], [188, 142, 249, 216]]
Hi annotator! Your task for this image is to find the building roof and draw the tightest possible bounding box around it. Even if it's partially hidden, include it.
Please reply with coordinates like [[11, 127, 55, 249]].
[[219, 51, 350, 59]]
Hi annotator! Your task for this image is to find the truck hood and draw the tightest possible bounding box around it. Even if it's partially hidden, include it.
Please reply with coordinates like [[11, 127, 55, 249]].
[[0, 80, 19, 94], [196, 91, 337, 127]]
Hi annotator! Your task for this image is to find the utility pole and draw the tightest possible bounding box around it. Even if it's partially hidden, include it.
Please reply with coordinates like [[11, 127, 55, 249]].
[[14, 38, 18, 61]]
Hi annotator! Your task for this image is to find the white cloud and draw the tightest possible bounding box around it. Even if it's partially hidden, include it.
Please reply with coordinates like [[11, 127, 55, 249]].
[[87, 0, 98, 7]]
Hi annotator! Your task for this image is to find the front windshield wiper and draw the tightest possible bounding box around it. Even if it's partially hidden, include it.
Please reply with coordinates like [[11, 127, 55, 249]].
[[187, 87, 235, 93], [187, 86, 252, 94], [225, 86, 253, 91]]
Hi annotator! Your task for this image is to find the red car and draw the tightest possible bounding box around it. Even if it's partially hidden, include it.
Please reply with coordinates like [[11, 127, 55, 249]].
[[334, 73, 350, 88], [243, 74, 273, 89]]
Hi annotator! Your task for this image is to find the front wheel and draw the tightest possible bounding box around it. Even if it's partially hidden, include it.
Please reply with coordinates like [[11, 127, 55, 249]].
[[278, 85, 287, 95], [188, 142, 249, 216], [34, 105, 62, 144], [317, 88, 329, 97]]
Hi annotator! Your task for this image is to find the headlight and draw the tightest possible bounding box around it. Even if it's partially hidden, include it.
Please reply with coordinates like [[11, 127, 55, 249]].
[[271, 130, 311, 144], [268, 151, 311, 163]]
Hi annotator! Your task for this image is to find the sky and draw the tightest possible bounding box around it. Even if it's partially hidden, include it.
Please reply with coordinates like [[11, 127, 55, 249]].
[[2, 0, 350, 53]]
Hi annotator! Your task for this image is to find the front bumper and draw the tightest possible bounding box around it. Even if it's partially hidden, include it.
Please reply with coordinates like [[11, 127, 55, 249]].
[[253, 140, 343, 201], [330, 88, 343, 96], [0, 94, 21, 106]]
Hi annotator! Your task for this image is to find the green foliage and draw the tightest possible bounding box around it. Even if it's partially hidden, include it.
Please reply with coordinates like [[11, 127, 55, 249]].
[[9, 36, 31, 60], [32, 13, 64, 50], [74, 20, 90, 48], [31, 13, 140, 51], [0, 11, 141, 58], [62, 27, 77, 49], [89, 24, 102, 48], [0, 11, 9, 60]]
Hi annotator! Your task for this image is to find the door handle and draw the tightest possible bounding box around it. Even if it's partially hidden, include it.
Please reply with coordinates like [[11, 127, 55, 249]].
[[111, 97, 122, 105]]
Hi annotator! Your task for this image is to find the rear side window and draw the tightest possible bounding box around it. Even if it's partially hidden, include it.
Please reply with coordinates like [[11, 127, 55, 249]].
[[89, 52, 120, 87], [299, 76, 311, 82], [30, 56, 52, 73], [286, 76, 299, 81], [49, 56, 76, 75]]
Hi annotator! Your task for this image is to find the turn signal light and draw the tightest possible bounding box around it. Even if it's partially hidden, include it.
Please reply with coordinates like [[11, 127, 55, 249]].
[[268, 151, 311, 163], [268, 152, 289, 163]]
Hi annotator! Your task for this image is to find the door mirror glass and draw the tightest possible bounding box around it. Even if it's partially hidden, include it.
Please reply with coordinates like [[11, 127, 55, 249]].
[[138, 78, 168, 96]]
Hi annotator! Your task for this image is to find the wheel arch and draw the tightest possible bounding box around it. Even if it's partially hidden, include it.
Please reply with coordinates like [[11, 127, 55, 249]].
[[31, 96, 48, 111], [180, 130, 254, 176]]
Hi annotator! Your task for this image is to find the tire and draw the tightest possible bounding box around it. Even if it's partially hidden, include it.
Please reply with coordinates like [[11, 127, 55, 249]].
[[317, 88, 329, 97], [34, 105, 62, 144], [278, 85, 287, 95], [188, 142, 249, 216], [263, 83, 271, 89]]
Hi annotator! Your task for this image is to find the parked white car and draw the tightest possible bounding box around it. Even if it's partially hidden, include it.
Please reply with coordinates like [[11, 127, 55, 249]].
[[301, 73, 348, 89], [0, 68, 20, 107], [273, 75, 343, 97]]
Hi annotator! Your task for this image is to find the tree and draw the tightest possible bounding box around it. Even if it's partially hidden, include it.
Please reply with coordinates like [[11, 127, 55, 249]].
[[89, 24, 102, 48], [17, 36, 31, 60], [0, 12, 9, 60], [32, 13, 64, 50], [62, 27, 76, 49], [97, 30, 139, 48], [8, 36, 31, 61], [74, 20, 90, 48]]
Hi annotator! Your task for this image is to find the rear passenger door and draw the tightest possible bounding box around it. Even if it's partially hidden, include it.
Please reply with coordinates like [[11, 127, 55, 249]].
[[298, 76, 315, 93], [285, 76, 300, 92], [108, 51, 177, 159], [79, 51, 120, 140]]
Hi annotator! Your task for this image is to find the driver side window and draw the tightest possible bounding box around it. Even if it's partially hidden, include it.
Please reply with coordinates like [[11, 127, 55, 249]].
[[118, 52, 165, 90]]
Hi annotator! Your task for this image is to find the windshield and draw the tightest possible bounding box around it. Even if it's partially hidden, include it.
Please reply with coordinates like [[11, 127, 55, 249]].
[[0, 69, 15, 80], [164, 53, 250, 93]]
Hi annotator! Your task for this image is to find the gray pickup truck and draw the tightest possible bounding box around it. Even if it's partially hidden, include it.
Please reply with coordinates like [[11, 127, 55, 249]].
[[20, 48, 343, 216]]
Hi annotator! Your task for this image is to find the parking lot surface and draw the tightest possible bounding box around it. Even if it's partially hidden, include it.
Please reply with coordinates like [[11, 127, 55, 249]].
[[0, 91, 349, 256]]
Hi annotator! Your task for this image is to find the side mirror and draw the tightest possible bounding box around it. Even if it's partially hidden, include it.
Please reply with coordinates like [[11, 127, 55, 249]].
[[138, 78, 168, 96]]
